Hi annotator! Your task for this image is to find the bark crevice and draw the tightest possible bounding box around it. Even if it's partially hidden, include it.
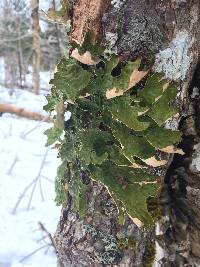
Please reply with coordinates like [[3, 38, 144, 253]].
[[159, 64, 200, 266]]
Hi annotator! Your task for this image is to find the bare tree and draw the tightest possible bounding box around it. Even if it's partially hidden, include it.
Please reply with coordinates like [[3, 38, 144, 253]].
[[31, 0, 40, 95]]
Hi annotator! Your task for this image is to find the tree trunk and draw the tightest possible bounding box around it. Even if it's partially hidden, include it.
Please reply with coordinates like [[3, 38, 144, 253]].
[[52, 0, 62, 57], [17, 19, 24, 89], [55, 1, 200, 266], [31, 0, 40, 95]]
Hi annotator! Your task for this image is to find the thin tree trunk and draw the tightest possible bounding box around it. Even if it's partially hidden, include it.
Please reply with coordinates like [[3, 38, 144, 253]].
[[17, 19, 23, 89], [52, 0, 62, 57], [31, 0, 40, 95], [55, 1, 200, 266]]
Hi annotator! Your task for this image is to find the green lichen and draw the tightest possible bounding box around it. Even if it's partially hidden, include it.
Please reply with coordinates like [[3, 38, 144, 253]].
[[142, 240, 156, 267], [73, 32, 104, 58], [117, 236, 136, 250], [147, 196, 162, 221], [44, 33, 181, 226]]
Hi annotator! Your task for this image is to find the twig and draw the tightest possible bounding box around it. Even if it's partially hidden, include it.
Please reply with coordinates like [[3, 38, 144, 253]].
[[6, 154, 19, 175], [0, 102, 52, 122], [37, 234, 49, 242], [44, 246, 50, 255], [27, 178, 38, 210], [12, 148, 49, 214], [20, 244, 49, 263], [12, 177, 37, 214], [27, 148, 49, 210], [38, 222, 56, 248], [41, 175, 53, 183], [39, 173, 45, 202], [20, 121, 42, 138], [38, 222, 65, 267]]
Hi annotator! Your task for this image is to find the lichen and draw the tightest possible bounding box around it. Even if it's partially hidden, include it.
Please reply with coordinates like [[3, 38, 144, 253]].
[[142, 240, 156, 267], [175, 0, 187, 3], [154, 223, 165, 266], [146, 196, 162, 221], [104, 32, 118, 54], [117, 0, 166, 56], [117, 236, 136, 250], [191, 144, 200, 172], [83, 224, 119, 265], [154, 31, 193, 81], [186, 186, 200, 208], [111, 0, 126, 9]]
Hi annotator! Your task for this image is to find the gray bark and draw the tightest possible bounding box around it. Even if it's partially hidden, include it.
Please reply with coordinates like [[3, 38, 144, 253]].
[[55, 1, 200, 266], [55, 180, 154, 267]]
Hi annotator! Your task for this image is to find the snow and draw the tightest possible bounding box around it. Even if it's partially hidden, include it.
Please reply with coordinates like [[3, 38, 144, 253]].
[[25, 67, 52, 92], [0, 58, 5, 83], [0, 86, 61, 267], [0, 58, 52, 92]]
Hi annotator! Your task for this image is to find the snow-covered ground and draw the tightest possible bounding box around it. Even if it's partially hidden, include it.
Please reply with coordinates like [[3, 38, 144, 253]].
[[0, 57, 53, 93], [0, 86, 61, 267]]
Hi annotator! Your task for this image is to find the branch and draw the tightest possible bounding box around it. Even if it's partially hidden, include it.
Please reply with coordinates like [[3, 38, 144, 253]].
[[0, 103, 52, 122], [20, 244, 49, 263], [38, 222, 65, 267]]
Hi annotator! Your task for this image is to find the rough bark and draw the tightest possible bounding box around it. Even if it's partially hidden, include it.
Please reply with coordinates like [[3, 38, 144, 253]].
[[55, 0, 200, 266], [55, 180, 154, 267], [159, 67, 200, 266], [71, 0, 111, 43], [31, 0, 40, 95]]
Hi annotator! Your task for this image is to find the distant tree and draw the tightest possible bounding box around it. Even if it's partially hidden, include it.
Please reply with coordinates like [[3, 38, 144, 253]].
[[40, 0, 68, 71], [0, 0, 67, 91], [31, 0, 40, 95], [0, 0, 33, 89]]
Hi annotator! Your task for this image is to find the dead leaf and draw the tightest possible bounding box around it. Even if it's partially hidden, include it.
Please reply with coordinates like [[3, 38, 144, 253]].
[[143, 157, 167, 167], [130, 217, 144, 228], [106, 87, 124, 99], [130, 162, 144, 169], [138, 109, 149, 116], [66, 99, 75, 105], [153, 81, 169, 102], [128, 70, 148, 89], [79, 93, 91, 99], [138, 181, 158, 185], [71, 48, 100, 65], [160, 145, 184, 155], [163, 81, 170, 92], [106, 70, 148, 99], [154, 95, 162, 102]]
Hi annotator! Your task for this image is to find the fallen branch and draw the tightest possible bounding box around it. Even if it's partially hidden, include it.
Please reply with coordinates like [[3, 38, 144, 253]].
[[38, 222, 65, 267], [20, 244, 49, 263], [12, 148, 50, 214], [0, 103, 52, 122]]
